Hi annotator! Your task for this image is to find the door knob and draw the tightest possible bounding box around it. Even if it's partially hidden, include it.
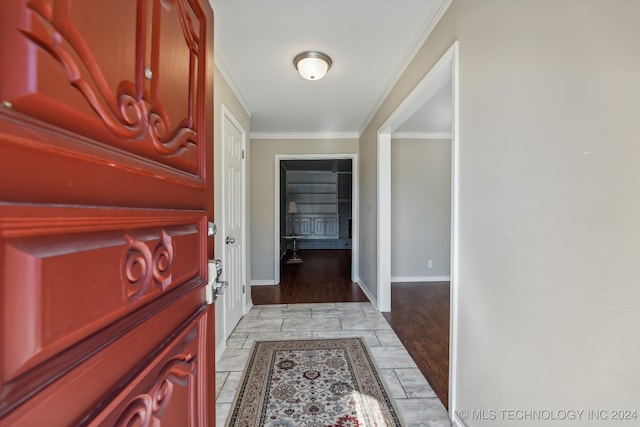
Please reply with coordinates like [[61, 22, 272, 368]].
[[207, 221, 217, 237], [226, 236, 235, 244]]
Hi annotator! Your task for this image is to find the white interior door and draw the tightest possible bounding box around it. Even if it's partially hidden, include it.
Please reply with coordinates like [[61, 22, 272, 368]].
[[222, 108, 245, 339]]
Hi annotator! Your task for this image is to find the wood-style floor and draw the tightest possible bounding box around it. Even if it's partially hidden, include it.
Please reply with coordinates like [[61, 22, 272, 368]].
[[251, 249, 449, 409], [251, 249, 369, 304], [383, 281, 449, 409]]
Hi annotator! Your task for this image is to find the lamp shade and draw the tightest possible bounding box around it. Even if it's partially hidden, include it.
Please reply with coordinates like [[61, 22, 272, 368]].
[[293, 51, 332, 81]]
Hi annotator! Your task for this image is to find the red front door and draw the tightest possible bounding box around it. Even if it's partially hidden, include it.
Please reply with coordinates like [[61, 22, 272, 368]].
[[0, 0, 215, 425]]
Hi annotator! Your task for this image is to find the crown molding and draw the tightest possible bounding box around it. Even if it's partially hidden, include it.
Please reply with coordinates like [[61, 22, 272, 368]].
[[358, 0, 453, 135], [214, 48, 252, 118], [250, 132, 360, 140], [391, 132, 452, 139]]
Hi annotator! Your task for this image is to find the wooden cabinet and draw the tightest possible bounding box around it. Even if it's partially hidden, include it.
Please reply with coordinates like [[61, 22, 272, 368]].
[[0, 0, 215, 425]]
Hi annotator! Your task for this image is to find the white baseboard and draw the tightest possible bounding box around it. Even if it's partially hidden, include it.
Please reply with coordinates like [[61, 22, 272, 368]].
[[250, 279, 277, 286], [357, 279, 377, 309], [391, 275, 451, 283], [245, 300, 254, 314], [215, 338, 226, 363], [451, 413, 467, 427]]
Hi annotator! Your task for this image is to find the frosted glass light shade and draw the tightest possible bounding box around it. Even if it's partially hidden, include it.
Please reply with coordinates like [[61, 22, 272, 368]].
[[293, 51, 332, 81]]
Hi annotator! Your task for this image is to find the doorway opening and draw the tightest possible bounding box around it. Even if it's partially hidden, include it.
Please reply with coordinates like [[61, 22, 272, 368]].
[[376, 42, 459, 411], [273, 154, 359, 288]]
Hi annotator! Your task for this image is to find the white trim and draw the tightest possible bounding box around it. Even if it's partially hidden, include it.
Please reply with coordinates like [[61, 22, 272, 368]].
[[377, 133, 392, 313], [215, 338, 226, 363], [357, 279, 377, 308], [451, 413, 467, 427], [449, 41, 461, 419], [391, 132, 452, 140], [358, 0, 454, 134], [274, 154, 359, 285], [214, 49, 252, 118], [350, 155, 360, 283], [376, 41, 459, 412], [221, 105, 248, 340], [244, 300, 254, 315], [251, 132, 359, 140], [250, 279, 277, 286], [391, 276, 451, 282]]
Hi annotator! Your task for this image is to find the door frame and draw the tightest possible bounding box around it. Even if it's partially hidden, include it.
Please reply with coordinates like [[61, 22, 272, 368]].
[[376, 41, 459, 411], [274, 153, 359, 284], [221, 104, 247, 338]]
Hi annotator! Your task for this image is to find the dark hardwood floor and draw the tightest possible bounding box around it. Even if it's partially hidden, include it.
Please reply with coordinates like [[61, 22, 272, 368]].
[[251, 249, 449, 409], [251, 249, 369, 304], [383, 282, 450, 409]]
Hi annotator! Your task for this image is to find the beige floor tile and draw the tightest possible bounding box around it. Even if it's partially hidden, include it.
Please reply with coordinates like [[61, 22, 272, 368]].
[[215, 349, 251, 372], [217, 371, 243, 403], [215, 372, 229, 398], [368, 344, 418, 369], [375, 329, 405, 346], [233, 318, 283, 332], [395, 368, 438, 398], [216, 403, 231, 426], [395, 397, 451, 426], [242, 331, 313, 348], [380, 368, 408, 399], [215, 302, 450, 427], [281, 317, 342, 331], [340, 316, 392, 331]]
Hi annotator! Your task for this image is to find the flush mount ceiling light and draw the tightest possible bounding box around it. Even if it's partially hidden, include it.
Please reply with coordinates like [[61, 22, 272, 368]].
[[293, 51, 332, 81]]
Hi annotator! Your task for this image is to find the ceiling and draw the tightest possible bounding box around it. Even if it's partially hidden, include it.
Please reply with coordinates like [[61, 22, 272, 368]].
[[211, 0, 447, 137]]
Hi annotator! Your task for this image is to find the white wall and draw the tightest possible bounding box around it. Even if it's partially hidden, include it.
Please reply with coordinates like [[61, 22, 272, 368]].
[[249, 139, 358, 282], [213, 64, 251, 354], [391, 138, 450, 280], [360, 0, 640, 425]]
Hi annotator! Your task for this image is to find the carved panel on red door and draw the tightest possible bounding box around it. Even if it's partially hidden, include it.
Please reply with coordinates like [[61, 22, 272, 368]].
[[0, 289, 207, 426], [87, 310, 208, 426], [0, 205, 207, 414], [0, 0, 207, 177]]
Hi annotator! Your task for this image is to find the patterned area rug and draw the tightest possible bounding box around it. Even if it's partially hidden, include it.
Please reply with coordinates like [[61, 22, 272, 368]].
[[226, 338, 403, 426]]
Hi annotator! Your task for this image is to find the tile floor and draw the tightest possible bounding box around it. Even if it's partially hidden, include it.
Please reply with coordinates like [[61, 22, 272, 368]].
[[215, 302, 451, 427]]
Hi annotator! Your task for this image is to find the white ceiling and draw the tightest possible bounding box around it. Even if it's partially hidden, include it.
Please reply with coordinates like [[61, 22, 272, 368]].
[[211, 0, 447, 136]]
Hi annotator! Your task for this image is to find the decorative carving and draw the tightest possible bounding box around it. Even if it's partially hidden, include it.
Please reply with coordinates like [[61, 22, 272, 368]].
[[124, 234, 154, 297], [20, 0, 198, 156], [125, 231, 174, 300], [115, 353, 196, 427], [153, 231, 174, 291]]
